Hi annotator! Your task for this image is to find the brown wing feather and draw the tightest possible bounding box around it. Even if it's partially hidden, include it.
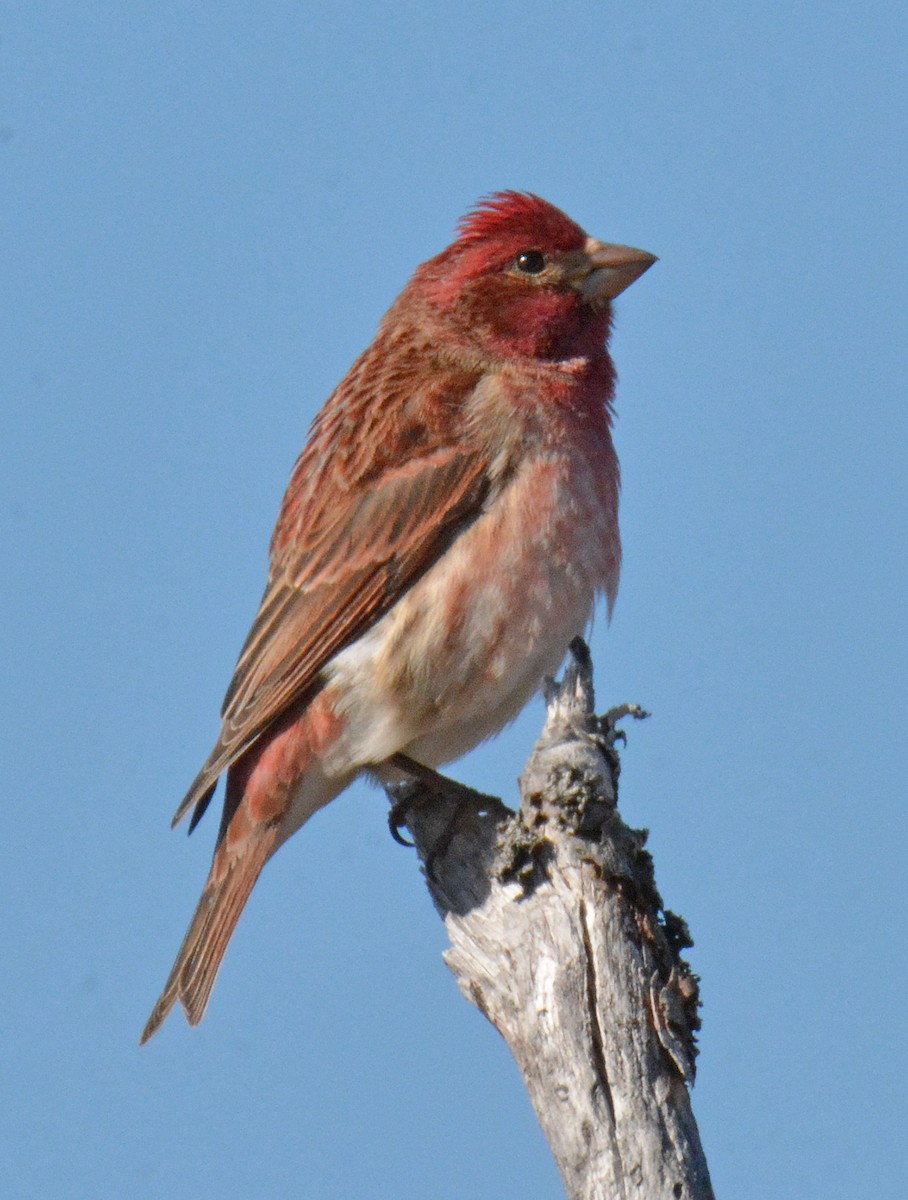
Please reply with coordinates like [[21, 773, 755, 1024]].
[[173, 355, 491, 830]]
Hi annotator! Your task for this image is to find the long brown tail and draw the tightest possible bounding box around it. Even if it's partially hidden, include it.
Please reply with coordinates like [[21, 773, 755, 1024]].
[[140, 822, 279, 1044]]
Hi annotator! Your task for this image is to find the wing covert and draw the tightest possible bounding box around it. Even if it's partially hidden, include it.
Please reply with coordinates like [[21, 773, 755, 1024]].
[[173, 437, 492, 829]]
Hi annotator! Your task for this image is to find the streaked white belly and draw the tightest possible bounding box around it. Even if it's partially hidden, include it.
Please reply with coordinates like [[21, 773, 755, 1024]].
[[322, 449, 616, 773]]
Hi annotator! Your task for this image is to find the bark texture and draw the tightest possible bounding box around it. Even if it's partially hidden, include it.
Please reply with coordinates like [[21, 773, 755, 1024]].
[[388, 639, 714, 1200]]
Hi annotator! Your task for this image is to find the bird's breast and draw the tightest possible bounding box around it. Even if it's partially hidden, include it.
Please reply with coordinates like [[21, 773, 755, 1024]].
[[323, 435, 620, 773]]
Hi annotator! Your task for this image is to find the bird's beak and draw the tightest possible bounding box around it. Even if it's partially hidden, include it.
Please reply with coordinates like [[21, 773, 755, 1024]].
[[579, 237, 657, 303]]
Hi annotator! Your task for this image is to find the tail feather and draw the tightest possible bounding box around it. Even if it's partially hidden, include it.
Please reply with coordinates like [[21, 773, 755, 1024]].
[[140, 823, 279, 1043]]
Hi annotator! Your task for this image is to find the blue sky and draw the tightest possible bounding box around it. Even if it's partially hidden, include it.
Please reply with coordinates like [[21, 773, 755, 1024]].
[[2, 3, 906, 1197]]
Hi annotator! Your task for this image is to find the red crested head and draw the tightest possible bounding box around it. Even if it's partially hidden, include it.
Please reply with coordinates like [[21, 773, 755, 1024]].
[[453, 191, 588, 257], [399, 192, 656, 363]]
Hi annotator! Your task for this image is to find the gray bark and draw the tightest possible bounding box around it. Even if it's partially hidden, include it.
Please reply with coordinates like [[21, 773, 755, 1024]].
[[388, 639, 714, 1200]]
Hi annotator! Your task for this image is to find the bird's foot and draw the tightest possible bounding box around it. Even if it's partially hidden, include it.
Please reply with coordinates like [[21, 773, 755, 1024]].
[[385, 753, 511, 871]]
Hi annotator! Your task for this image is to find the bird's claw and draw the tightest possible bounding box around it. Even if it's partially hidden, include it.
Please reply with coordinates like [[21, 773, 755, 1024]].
[[387, 798, 416, 847], [384, 753, 511, 872]]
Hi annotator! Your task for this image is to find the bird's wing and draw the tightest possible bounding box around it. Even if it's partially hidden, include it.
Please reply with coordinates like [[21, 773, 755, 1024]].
[[173, 422, 493, 831]]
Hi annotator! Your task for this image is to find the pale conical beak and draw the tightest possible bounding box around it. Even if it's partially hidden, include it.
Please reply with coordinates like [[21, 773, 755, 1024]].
[[580, 237, 657, 302]]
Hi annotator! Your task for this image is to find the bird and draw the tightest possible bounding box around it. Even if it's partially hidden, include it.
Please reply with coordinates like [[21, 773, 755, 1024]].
[[141, 191, 655, 1042]]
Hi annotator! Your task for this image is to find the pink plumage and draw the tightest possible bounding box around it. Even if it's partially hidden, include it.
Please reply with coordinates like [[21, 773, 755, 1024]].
[[141, 192, 655, 1042]]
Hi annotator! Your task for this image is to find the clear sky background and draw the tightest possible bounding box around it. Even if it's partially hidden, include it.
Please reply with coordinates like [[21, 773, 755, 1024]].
[[2, 4, 906, 1197]]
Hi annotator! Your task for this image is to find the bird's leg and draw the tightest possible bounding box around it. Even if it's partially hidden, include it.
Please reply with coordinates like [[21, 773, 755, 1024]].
[[384, 752, 511, 857], [387, 752, 501, 804]]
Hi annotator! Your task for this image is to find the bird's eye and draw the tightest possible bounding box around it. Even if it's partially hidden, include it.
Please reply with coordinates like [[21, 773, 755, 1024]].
[[515, 250, 546, 275]]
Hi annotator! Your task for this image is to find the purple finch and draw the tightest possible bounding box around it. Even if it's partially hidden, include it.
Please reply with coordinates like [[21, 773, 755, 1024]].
[[142, 192, 655, 1042]]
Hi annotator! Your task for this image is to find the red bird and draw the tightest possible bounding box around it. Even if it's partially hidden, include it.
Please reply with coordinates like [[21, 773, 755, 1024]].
[[141, 192, 655, 1041]]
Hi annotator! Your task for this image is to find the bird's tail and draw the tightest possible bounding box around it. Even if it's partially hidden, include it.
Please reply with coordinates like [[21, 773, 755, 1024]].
[[140, 820, 279, 1044]]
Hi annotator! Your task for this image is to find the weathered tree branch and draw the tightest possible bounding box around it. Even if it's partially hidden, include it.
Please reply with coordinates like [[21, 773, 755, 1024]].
[[388, 639, 714, 1200]]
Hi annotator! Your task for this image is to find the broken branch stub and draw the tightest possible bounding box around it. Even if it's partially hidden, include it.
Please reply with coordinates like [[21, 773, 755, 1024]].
[[388, 640, 713, 1200]]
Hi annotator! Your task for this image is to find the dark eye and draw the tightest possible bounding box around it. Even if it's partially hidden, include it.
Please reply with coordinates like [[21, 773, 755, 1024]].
[[515, 250, 546, 275]]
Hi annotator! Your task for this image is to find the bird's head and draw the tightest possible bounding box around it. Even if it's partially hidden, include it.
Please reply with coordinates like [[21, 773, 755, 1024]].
[[410, 191, 656, 363]]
